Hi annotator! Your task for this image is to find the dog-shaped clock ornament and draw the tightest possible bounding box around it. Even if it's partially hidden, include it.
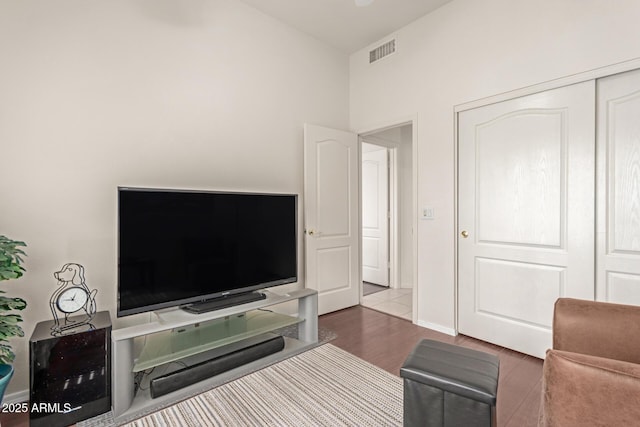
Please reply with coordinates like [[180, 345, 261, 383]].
[[50, 263, 98, 336]]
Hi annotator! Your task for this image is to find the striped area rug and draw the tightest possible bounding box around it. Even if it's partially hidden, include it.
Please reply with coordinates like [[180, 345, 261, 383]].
[[123, 344, 403, 426]]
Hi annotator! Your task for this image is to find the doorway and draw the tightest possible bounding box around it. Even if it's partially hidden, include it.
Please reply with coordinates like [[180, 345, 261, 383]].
[[360, 124, 414, 321]]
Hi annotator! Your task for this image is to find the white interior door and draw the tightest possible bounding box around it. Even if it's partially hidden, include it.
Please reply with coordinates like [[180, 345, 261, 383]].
[[304, 123, 360, 315], [458, 81, 595, 358], [362, 143, 389, 286], [597, 68, 640, 305]]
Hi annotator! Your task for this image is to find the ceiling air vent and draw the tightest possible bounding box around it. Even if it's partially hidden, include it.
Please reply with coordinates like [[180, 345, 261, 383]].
[[369, 39, 396, 64]]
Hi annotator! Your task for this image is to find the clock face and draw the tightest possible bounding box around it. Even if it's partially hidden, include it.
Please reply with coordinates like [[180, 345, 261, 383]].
[[57, 287, 89, 313]]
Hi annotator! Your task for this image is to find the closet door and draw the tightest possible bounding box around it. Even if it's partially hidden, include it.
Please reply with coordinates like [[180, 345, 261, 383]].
[[458, 81, 595, 358], [597, 69, 640, 305]]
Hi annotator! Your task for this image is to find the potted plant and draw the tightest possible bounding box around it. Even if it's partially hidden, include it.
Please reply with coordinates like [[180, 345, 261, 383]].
[[0, 235, 27, 402]]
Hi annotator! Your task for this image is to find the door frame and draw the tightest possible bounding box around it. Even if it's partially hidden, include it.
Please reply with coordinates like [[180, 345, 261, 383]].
[[357, 115, 418, 322], [453, 57, 640, 334]]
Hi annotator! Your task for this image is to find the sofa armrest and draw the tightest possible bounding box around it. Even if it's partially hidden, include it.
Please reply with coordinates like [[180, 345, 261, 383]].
[[540, 349, 640, 427], [553, 298, 640, 363]]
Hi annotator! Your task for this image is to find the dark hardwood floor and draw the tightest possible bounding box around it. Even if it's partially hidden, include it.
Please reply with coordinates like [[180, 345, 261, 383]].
[[0, 305, 543, 427], [320, 305, 543, 427]]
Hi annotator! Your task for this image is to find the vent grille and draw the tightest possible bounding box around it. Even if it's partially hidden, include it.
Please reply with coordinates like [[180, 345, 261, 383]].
[[369, 39, 396, 64]]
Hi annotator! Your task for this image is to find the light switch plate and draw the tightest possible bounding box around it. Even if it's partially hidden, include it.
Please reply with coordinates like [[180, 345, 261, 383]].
[[422, 207, 435, 220]]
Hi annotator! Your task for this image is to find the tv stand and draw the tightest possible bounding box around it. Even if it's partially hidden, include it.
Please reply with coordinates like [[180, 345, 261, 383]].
[[182, 291, 267, 314], [111, 288, 317, 424]]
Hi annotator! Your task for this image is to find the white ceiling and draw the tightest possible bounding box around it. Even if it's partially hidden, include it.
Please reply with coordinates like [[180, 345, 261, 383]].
[[238, 0, 454, 53]]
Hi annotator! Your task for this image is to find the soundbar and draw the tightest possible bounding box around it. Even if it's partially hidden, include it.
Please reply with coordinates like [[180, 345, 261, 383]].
[[182, 291, 267, 314], [150, 334, 285, 398]]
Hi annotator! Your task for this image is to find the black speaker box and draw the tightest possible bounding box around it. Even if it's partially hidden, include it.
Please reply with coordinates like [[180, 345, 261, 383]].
[[29, 312, 111, 427], [150, 334, 285, 398]]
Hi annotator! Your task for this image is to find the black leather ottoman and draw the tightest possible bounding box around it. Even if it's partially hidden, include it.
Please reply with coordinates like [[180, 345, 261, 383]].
[[400, 339, 499, 427]]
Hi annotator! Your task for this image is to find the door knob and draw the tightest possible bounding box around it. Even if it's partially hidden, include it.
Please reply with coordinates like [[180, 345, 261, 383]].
[[306, 229, 315, 236], [460, 230, 469, 238]]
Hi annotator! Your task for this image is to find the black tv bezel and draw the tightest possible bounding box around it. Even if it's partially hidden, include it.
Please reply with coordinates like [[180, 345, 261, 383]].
[[116, 186, 298, 317]]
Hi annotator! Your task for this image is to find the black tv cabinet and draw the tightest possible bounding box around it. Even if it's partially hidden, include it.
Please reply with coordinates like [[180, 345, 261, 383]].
[[30, 311, 111, 427]]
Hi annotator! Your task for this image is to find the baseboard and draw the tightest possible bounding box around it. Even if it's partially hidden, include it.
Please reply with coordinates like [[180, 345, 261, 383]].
[[416, 319, 456, 336], [4, 389, 28, 404]]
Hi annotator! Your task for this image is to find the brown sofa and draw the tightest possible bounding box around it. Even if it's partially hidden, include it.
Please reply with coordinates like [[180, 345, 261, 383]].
[[539, 298, 640, 426]]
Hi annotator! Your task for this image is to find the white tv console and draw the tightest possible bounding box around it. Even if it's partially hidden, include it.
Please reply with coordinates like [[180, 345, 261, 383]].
[[111, 288, 318, 423]]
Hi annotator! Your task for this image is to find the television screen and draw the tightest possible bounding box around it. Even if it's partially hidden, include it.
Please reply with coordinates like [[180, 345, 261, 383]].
[[117, 188, 298, 317]]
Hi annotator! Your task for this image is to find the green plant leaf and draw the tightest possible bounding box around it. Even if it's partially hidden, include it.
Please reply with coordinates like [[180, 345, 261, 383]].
[[0, 343, 15, 364], [0, 235, 26, 281], [0, 323, 25, 340], [0, 267, 24, 281], [0, 314, 23, 325], [0, 297, 26, 311]]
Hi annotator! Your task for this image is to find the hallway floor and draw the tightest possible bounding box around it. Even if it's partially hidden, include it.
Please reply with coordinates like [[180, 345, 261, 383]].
[[361, 287, 412, 320]]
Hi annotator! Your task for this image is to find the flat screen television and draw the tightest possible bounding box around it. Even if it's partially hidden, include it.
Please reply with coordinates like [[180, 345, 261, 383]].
[[117, 187, 298, 317]]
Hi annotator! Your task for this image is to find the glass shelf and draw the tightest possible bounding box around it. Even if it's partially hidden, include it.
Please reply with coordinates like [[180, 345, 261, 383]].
[[133, 310, 301, 372]]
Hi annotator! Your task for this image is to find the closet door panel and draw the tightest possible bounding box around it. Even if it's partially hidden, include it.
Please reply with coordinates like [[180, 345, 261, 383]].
[[597, 69, 640, 304], [458, 81, 595, 358]]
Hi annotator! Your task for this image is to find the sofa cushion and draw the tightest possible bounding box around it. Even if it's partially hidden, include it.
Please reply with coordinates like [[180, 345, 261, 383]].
[[540, 349, 640, 426], [553, 298, 640, 364]]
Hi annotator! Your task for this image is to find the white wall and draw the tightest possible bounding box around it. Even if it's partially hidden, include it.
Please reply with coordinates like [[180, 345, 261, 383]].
[[0, 0, 348, 394], [349, 0, 640, 333]]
